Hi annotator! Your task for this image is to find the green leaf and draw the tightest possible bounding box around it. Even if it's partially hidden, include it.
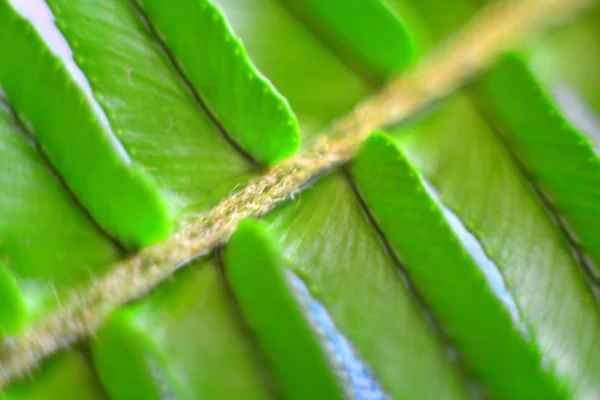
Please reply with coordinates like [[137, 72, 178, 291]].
[[261, 171, 470, 399], [527, 10, 600, 115], [212, 0, 376, 136], [279, 0, 416, 78], [382, 0, 474, 42], [1, 350, 107, 400], [394, 93, 600, 398], [0, 0, 170, 247], [471, 53, 600, 280], [0, 261, 26, 335], [92, 258, 275, 399], [0, 100, 117, 334], [224, 219, 344, 400], [46, 0, 257, 222], [133, 0, 300, 164], [352, 132, 560, 398], [398, 0, 600, 282]]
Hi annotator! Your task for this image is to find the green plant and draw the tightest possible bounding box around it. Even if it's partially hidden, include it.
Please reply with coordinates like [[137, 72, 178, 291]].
[[0, 0, 599, 398]]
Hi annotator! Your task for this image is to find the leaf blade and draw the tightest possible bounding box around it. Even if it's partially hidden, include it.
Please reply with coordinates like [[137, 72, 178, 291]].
[[353, 131, 562, 398], [134, 0, 300, 164], [93, 258, 275, 399], [262, 172, 471, 399], [0, 0, 171, 247], [225, 219, 344, 400], [396, 93, 600, 398]]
